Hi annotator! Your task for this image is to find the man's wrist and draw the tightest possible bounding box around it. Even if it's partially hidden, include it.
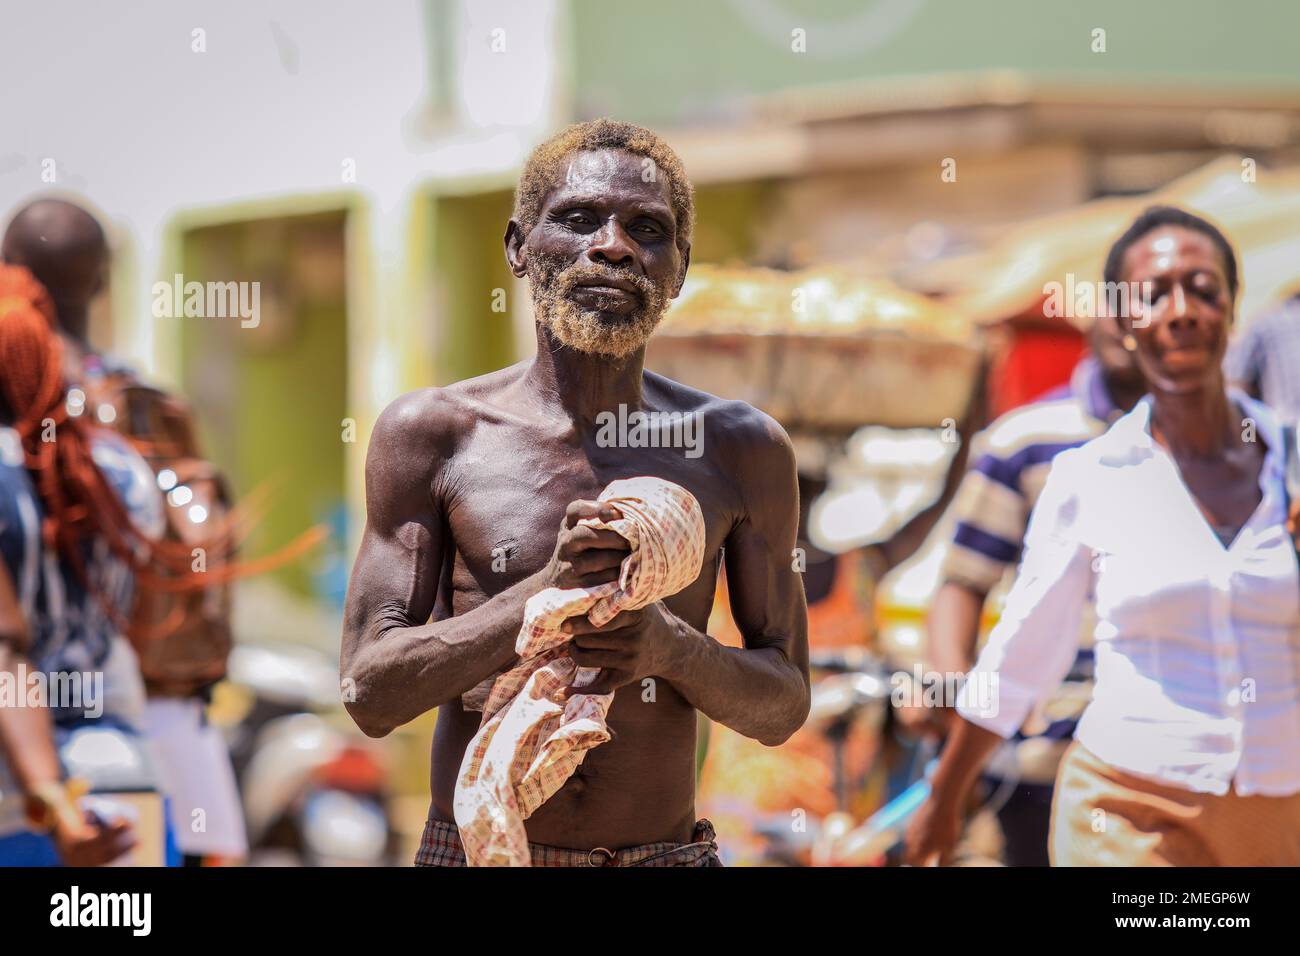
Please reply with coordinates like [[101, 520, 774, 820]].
[[653, 606, 692, 681]]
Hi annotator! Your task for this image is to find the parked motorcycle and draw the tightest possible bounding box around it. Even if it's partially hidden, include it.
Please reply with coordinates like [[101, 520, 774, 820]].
[[220, 643, 397, 866]]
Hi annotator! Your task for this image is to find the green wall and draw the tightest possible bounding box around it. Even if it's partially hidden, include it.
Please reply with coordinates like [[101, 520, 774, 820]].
[[431, 190, 521, 384], [179, 211, 349, 598], [571, 0, 1300, 125]]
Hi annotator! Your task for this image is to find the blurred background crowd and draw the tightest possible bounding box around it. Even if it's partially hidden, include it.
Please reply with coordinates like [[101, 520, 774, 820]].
[[3, 0, 1300, 865]]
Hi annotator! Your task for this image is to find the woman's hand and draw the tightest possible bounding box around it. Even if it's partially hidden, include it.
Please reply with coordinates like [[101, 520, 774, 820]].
[[53, 809, 136, 867]]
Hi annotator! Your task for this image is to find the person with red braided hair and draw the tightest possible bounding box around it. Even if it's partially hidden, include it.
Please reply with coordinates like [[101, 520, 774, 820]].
[[3, 197, 263, 864], [0, 262, 172, 865]]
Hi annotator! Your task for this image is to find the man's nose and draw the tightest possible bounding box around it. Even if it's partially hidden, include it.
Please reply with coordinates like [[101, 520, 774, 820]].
[[587, 218, 635, 267]]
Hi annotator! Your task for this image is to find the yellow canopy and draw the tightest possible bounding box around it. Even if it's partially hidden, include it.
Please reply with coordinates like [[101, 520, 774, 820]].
[[944, 156, 1300, 328], [661, 263, 974, 343]]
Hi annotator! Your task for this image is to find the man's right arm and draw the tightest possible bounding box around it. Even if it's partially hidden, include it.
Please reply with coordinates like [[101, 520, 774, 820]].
[[341, 391, 531, 737], [926, 581, 986, 676], [898, 444, 1012, 737], [340, 391, 629, 737]]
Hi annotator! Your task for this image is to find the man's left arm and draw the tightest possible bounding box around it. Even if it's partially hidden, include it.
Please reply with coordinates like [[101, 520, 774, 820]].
[[672, 413, 808, 745]]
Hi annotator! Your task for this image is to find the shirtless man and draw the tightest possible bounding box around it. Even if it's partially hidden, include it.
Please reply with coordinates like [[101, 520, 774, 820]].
[[341, 119, 810, 864]]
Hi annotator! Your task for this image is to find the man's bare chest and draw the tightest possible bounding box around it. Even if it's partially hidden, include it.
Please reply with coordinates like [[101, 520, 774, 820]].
[[438, 425, 738, 604]]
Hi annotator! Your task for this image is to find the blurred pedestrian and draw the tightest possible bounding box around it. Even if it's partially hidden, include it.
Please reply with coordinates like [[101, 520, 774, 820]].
[[914, 308, 1144, 865], [1225, 290, 1300, 424], [3, 198, 248, 864], [907, 206, 1300, 866], [0, 264, 162, 864]]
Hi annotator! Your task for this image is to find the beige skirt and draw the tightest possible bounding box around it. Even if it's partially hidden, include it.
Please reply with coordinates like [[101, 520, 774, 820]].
[[1049, 741, 1300, 866]]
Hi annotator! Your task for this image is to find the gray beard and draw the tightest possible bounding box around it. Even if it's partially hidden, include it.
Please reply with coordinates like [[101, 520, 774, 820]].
[[526, 256, 668, 359]]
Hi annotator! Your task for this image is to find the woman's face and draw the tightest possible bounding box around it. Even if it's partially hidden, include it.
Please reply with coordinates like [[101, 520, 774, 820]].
[[1120, 225, 1234, 395]]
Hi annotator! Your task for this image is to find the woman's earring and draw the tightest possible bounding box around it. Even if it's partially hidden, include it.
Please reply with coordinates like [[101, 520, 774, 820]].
[[1122, 334, 1137, 352]]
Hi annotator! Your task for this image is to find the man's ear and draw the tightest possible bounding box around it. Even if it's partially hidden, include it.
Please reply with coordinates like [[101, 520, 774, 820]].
[[505, 220, 527, 278], [671, 242, 691, 299]]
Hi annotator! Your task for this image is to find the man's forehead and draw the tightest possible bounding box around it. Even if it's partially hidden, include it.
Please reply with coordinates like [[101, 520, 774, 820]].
[[549, 149, 672, 207]]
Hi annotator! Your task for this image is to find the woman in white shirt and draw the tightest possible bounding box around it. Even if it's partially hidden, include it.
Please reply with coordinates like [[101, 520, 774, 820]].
[[906, 206, 1300, 866]]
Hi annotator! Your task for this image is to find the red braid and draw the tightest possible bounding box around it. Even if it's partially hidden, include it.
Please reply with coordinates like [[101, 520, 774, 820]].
[[0, 264, 324, 637]]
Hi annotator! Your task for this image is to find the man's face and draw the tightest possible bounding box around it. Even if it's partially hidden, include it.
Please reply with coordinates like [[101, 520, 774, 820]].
[[512, 148, 687, 358], [1121, 226, 1233, 395]]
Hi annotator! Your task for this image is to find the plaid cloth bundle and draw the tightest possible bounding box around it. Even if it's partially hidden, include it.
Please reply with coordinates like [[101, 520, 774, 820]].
[[452, 476, 706, 867]]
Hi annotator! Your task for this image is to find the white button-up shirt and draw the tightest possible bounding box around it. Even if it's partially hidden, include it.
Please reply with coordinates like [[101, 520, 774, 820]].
[[957, 392, 1300, 796]]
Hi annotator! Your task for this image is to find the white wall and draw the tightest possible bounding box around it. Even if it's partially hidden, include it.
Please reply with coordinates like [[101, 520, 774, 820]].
[[0, 0, 566, 393], [1, 0, 568, 568]]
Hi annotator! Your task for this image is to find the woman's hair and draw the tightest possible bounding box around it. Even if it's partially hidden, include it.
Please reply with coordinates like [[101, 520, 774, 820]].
[[0, 264, 303, 635], [1103, 205, 1239, 299], [0, 266, 200, 597]]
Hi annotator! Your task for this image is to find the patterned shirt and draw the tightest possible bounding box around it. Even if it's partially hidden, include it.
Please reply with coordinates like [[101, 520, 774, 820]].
[[0, 426, 163, 721], [1225, 294, 1300, 424]]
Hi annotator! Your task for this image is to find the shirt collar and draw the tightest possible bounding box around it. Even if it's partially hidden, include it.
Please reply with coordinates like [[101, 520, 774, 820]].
[[1096, 389, 1285, 485], [1069, 357, 1123, 424]]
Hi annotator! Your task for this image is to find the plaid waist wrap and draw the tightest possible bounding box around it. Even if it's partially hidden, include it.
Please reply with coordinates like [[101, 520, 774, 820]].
[[452, 476, 706, 867]]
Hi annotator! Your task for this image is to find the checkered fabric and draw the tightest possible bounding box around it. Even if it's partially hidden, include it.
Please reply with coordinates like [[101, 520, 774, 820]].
[[415, 817, 723, 867], [452, 476, 706, 867]]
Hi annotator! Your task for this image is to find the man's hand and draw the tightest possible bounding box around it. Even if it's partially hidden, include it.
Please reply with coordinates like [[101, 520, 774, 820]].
[[53, 810, 136, 867], [902, 794, 963, 867], [894, 698, 956, 742], [543, 500, 631, 590], [560, 602, 678, 697]]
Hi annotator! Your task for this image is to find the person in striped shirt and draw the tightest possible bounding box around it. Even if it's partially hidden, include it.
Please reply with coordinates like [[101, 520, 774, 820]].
[[919, 310, 1145, 866]]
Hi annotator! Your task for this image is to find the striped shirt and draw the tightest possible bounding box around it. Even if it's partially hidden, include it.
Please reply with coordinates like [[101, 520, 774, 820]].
[[941, 358, 1123, 742]]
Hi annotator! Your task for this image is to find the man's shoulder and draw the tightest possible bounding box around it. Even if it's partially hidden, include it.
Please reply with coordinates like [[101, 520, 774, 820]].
[[978, 395, 1099, 460], [644, 370, 794, 473], [646, 366, 773, 421], [371, 365, 528, 456], [372, 386, 472, 455]]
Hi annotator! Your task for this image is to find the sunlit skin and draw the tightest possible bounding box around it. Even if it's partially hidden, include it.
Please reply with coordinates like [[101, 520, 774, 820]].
[[1122, 226, 1262, 538], [540, 149, 676, 317], [902, 223, 1286, 867], [341, 147, 810, 852]]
